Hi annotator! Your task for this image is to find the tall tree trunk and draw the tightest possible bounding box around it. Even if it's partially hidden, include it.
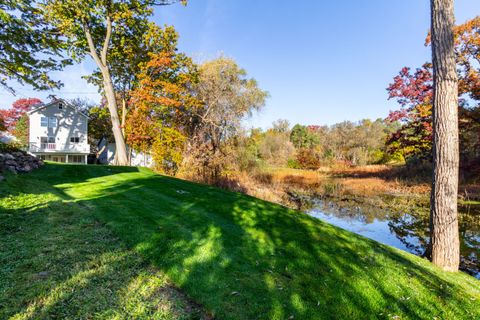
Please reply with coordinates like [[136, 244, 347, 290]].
[[83, 18, 129, 166], [430, 0, 460, 272], [103, 72, 129, 165], [121, 97, 127, 136]]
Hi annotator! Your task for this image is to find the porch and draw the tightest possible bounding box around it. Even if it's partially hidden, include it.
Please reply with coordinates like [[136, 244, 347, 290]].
[[35, 154, 88, 164], [28, 142, 90, 153]]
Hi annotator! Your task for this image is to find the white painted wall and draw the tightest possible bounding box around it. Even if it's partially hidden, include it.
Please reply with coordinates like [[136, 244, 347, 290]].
[[28, 100, 90, 154], [98, 139, 153, 167], [129, 148, 154, 167]]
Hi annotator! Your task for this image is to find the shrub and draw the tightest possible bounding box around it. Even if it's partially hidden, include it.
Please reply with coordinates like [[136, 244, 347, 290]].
[[151, 127, 186, 175], [0, 141, 22, 153], [287, 158, 301, 169], [295, 148, 321, 169], [259, 132, 295, 166]]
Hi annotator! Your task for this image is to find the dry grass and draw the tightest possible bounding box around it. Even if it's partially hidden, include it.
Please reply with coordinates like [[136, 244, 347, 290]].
[[249, 166, 430, 200], [181, 164, 480, 210]]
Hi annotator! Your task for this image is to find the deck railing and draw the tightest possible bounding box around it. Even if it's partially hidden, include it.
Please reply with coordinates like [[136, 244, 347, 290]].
[[29, 142, 90, 153]]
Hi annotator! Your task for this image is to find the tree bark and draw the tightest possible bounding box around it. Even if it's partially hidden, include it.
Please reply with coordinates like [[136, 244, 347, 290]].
[[83, 18, 129, 166], [121, 97, 127, 137], [430, 0, 460, 272], [103, 71, 128, 165]]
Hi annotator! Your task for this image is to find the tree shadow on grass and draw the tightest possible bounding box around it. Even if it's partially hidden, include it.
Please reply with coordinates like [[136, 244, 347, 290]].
[[0, 173, 209, 320], [36, 162, 141, 184], [41, 166, 480, 320], [2, 164, 479, 319]]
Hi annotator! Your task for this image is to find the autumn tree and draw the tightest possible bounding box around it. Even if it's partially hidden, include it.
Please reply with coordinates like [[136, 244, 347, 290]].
[[429, 0, 460, 271], [386, 64, 434, 160], [271, 119, 291, 133], [344, 119, 391, 165], [259, 127, 295, 167], [451, 16, 480, 169], [290, 124, 320, 149], [0, 98, 42, 130], [151, 127, 187, 174], [387, 16, 480, 163], [13, 114, 29, 146], [451, 16, 480, 101], [258, 119, 294, 167], [288, 120, 393, 167], [230, 128, 263, 171], [186, 57, 268, 179], [126, 27, 198, 173], [87, 24, 182, 137], [88, 106, 114, 145], [43, 0, 185, 165], [0, 115, 6, 132], [0, 98, 42, 145], [0, 1, 70, 92]]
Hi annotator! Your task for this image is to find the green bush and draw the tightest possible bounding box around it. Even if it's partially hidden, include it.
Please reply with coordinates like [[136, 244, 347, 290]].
[[0, 141, 22, 153], [287, 158, 301, 169]]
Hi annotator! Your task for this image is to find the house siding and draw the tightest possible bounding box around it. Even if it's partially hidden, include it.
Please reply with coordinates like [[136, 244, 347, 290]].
[[28, 100, 90, 163], [97, 138, 153, 167]]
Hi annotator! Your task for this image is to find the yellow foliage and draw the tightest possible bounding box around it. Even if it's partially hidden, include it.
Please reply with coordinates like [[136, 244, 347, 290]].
[[152, 127, 186, 175]]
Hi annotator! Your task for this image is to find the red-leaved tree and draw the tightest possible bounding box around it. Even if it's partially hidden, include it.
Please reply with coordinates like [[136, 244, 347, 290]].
[[386, 16, 480, 162], [386, 64, 434, 159], [0, 98, 42, 131], [0, 98, 42, 145]]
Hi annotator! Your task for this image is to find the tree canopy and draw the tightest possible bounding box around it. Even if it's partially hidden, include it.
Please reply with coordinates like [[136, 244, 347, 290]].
[[387, 16, 480, 164], [42, 0, 186, 165], [0, 0, 70, 92]]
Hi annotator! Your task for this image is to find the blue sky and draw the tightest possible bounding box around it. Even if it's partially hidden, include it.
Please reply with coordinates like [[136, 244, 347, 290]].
[[1, 0, 478, 128]]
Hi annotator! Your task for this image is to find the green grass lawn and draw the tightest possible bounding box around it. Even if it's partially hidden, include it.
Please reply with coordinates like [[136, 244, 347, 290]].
[[1, 163, 479, 319]]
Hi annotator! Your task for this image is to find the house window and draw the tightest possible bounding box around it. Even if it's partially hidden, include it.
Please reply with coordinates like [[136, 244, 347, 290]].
[[40, 137, 55, 143], [70, 137, 80, 143], [58, 103, 63, 110], [48, 117, 57, 128], [70, 155, 84, 163], [41, 117, 48, 127]]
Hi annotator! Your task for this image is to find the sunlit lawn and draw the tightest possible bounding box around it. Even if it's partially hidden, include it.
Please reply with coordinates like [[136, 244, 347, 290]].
[[1, 163, 479, 319], [0, 167, 207, 320]]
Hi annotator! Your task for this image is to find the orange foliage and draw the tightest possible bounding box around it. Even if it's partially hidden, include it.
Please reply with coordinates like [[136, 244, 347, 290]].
[[426, 16, 480, 99], [123, 32, 200, 177]]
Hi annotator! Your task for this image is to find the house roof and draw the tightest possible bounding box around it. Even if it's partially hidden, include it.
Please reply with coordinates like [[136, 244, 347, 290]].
[[27, 98, 89, 118]]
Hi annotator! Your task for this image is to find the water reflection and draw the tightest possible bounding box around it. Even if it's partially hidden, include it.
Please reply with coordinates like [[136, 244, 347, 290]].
[[307, 200, 480, 279]]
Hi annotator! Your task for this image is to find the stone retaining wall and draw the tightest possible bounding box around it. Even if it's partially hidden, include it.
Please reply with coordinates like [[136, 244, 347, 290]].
[[0, 151, 43, 181]]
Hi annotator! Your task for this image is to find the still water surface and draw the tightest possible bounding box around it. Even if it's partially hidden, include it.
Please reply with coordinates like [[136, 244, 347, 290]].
[[308, 200, 480, 279]]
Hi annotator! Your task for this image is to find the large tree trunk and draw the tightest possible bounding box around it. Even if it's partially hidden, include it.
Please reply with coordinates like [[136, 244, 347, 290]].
[[103, 71, 129, 165], [121, 97, 127, 136], [83, 18, 129, 166], [429, 0, 460, 272]]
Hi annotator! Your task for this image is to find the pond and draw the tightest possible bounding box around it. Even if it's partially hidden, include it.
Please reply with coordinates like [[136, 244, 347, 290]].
[[307, 199, 480, 279]]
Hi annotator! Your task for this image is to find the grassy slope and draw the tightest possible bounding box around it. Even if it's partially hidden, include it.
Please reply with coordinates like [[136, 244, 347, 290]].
[[0, 166, 207, 319], [1, 164, 479, 320]]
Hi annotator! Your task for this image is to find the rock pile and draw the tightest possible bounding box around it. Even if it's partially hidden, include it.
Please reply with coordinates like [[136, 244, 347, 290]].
[[0, 151, 43, 180]]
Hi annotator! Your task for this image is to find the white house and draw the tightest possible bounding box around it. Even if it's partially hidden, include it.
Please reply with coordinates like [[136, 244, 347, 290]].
[[28, 99, 90, 163], [97, 137, 153, 167]]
